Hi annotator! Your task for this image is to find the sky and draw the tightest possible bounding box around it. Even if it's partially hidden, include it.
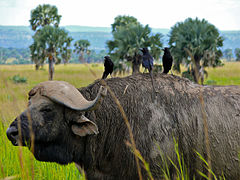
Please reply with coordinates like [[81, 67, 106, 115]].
[[0, 0, 239, 30]]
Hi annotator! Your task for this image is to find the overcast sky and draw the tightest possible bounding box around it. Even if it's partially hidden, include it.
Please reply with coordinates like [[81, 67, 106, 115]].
[[0, 0, 239, 30]]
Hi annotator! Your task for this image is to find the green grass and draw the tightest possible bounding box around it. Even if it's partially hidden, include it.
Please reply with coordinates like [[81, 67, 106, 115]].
[[0, 64, 103, 180], [204, 62, 240, 85], [0, 62, 239, 179]]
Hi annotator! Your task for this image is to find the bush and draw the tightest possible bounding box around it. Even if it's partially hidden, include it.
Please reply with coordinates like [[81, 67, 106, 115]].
[[182, 70, 194, 81], [206, 80, 217, 85], [12, 75, 27, 83]]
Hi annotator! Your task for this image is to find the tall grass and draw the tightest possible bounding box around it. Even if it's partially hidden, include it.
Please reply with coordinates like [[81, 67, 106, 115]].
[[157, 137, 192, 180], [156, 137, 227, 180], [0, 64, 104, 179], [0, 62, 240, 179]]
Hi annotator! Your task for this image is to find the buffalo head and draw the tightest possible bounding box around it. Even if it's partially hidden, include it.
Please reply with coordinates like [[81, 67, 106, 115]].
[[6, 81, 107, 164]]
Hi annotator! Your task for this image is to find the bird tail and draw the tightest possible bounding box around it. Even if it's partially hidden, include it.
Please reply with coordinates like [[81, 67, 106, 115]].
[[150, 71, 157, 102], [102, 72, 107, 79]]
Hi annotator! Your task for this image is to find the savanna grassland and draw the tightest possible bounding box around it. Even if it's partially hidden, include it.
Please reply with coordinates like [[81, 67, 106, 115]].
[[0, 62, 240, 179]]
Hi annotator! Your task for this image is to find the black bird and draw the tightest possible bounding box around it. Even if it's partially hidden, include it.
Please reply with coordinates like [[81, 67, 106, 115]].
[[162, 47, 173, 74], [141, 47, 154, 73], [102, 56, 114, 79], [140, 48, 157, 101]]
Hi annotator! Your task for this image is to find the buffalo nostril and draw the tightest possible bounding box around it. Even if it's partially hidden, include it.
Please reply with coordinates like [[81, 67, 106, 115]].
[[6, 126, 18, 145]]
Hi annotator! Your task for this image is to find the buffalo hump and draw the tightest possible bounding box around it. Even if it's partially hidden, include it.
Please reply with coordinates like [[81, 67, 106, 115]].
[[79, 73, 240, 179]]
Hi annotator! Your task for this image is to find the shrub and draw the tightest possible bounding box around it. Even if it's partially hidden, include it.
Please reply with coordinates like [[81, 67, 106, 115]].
[[12, 75, 27, 83], [206, 80, 217, 85]]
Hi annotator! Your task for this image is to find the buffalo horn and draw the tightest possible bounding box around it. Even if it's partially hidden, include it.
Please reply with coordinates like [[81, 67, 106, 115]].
[[29, 81, 107, 112]]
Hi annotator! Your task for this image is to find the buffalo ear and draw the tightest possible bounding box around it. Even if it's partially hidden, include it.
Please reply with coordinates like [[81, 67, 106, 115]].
[[71, 115, 99, 137]]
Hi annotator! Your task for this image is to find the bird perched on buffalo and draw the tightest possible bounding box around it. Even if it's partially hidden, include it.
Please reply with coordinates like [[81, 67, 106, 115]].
[[162, 47, 173, 74], [102, 56, 114, 79], [140, 47, 157, 101], [141, 47, 154, 73]]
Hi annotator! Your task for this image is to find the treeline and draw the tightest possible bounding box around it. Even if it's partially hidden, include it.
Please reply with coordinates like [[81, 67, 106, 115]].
[[1, 46, 239, 65], [0, 47, 31, 64], [1, 26, 240, 57], [0, 47, 107, 65], [223, 48, 240, 61]]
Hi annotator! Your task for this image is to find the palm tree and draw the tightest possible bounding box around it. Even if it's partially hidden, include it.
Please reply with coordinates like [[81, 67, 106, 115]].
[[169, 18, 223, 83], [111, 15, 139, 33], [61, 49, 72, 64], [29, 41, 46, 70], [73, 40, 90, 63], [223, 49, 233, 61], [29, 4, 61, 31], [29, 4, 62, 70], [107, 17, 163, 74], [32, 25, 72, 80], [58, 36, 73, 65], [235, 48, 240, 61]]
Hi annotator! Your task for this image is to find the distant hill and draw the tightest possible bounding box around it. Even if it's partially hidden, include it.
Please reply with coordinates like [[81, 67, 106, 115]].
[[0, 25, 239, 51], [64, 25, 111, 33], [220, 31, 240, 50], [0, 25, 113, 51]]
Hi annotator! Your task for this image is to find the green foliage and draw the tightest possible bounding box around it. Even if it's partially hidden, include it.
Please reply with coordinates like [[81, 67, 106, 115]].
[[195, 151, 226, 180], [169, 17, 224, 77], [0, 47, 107, 65], [74, 40, 90, 54], [0, 47, 31, 64], [29, 40, 46, 67], [70, 49, 107, 63], [107, 15, 163, 73], [234, 48, 240, 61], [182, 70, 194, 81], [29, 4, 72, 77], [29, 4, 62, 31], [153, 64, 163, 73], [223, 48, 233, 61], [12, 75, 27, 83], [157, 138, 192, 180], [157, 137, 230, 180], [32, 26, 72, 62], [169, 138, 191, 180], [111, 15, 139, 33], [74, 39, 91, 62]]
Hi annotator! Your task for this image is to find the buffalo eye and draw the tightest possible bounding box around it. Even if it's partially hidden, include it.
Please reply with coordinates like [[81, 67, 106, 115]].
[[40, 106, 56, 123], [40, 106, 53, 113]]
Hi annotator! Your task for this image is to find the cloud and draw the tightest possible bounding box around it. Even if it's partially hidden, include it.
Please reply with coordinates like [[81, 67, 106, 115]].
[[0, 0, 18, 7], [0, 0, 239, 30]]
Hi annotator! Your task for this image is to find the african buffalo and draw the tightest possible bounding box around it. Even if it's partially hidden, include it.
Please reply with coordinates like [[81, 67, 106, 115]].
[[6, 74, 240, 179]]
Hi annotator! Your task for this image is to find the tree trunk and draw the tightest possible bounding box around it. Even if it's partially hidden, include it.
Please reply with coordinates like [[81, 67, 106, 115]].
[[48, 55, 55, 81], [192, 58, 201, 83], [35, 64, 40, 70], [63, 59, 67, 65], [184, 48, 202, 84], [132, 54, 141, 75], [79, 51, 84, 63], [40, 62, 44, 69]]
